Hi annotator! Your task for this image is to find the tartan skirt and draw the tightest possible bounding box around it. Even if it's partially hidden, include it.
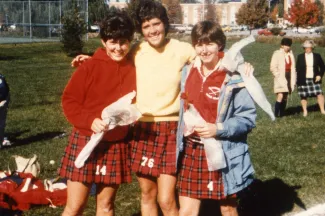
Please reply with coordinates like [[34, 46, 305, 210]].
[[298, 78, 323, 98], [130, 121, 177, 177], [58, 129, 132, 185], [178, 138, 227, 200]]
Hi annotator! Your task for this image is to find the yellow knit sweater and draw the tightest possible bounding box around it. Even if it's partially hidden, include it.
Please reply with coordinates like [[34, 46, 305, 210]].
[[133, 39, 196, 122]]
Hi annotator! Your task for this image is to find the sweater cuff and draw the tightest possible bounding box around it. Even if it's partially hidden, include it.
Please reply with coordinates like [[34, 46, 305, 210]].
[[216, 123, 224, 137]]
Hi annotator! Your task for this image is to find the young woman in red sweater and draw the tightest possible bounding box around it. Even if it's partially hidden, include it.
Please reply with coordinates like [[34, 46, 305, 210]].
[[58, 9, 136, 216]]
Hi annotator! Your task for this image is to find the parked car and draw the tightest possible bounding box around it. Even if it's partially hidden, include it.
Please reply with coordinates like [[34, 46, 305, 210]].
[[230, 25, 246, 31], [315, 26, 325, 34], [258, 28, 273, 36], [258, 28, 286, 36], [10, 24, 16, 30], [170, 24, 187, 33], [239, 25, 249, 31], [292, 27, 309, 34], [306, 26, 319, 34], [267, 23, 275, 28], [89, 24, 99, 33], [222, 25, 232, 32]]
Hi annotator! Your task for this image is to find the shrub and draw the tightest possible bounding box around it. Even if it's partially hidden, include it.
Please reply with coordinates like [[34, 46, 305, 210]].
[[270, 27, 282, 36], [60, 1, 87, 56]]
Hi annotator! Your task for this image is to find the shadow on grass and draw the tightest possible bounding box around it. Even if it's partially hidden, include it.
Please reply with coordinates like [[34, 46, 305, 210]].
[[285, 104, 322, 116], [0, 208, 22, 216], [237, 178, 305, 216], [4, 131, 66, 147], [0, 56, 26, 61], [67, 51, 95, 58], [200, 178, 305, 216], [132, 178, 305, 216], [11, 101, 58, 109]]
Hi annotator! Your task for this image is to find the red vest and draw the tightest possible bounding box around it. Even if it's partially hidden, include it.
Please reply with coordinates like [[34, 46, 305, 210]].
[[285, 55, 291, 72], [183, 66, 227, 123]]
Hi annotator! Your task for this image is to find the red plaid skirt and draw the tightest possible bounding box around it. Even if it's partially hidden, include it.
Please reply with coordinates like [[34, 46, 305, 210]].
[[130, 121, 177, 177], [178, 138, 227, 200], [58, 129, 132, 185]]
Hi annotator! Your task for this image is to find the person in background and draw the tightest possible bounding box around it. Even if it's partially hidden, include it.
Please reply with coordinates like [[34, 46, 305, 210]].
[[59, 8, 136, 216], [177, 21, 256, 216], [0, 73, 10, 148], [296, 40, 325, 117], [270, 38, 296, 117]]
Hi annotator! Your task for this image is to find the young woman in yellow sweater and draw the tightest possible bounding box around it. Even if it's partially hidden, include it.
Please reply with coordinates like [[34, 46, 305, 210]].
[[128, 1, 195, 215]]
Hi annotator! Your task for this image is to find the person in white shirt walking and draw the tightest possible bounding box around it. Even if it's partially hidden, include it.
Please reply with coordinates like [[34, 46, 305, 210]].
[[296, 40, 325, 117]]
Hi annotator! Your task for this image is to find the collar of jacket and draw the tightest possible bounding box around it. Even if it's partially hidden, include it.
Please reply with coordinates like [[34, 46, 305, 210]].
[[224, 73, 245, 86], [217, 75, 245, 123]]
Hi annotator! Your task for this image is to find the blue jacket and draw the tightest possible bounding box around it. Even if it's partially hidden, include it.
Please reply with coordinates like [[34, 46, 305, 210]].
[[176, 66, 257, 196]]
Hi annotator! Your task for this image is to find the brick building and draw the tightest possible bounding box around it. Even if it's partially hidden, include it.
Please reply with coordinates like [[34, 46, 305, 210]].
[[109, 1, 245, 26]]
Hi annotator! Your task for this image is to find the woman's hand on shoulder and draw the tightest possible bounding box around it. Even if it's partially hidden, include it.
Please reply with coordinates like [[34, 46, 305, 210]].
[[316, 75, 321, 82], [194, 123, 217, 138], [244, 62, 254, 76], [71, 55, 92, 67]]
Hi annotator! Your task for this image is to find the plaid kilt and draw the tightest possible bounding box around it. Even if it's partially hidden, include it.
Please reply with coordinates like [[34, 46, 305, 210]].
[[58, 129, 132, 185], [298, 78, 323, 98], [178, 138, 228, 200], [130, 121, 177, 177]]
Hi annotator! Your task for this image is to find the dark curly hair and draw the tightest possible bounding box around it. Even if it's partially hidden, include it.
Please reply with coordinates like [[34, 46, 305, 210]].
[[100, 8, 135, 42], [129, 0, 169, 35], [191, 21, 226, 51]]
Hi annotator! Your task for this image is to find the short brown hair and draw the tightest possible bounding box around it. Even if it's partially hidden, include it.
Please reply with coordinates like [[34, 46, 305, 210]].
[[129, 0, 169, 35], [100, 8, 135, 42], [191, 21, 226, 51]]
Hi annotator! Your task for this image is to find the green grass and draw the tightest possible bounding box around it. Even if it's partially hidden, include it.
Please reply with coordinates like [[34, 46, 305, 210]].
[[0, 38, 325, 215]]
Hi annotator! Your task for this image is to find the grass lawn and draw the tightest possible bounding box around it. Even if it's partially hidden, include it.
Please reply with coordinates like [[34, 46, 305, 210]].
[[0, 37, 325, 215]]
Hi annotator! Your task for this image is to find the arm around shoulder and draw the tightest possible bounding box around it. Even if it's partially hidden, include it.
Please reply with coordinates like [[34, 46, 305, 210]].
[[180, 40, 196, 63]]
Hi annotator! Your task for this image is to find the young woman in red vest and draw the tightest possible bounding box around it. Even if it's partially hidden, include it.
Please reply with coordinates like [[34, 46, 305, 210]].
[[177, 21, 257, 216]]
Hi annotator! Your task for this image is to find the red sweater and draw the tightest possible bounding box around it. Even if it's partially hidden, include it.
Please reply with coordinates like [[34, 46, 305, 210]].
[[62, 48, 136, 141], [184, 66, 226, 123]]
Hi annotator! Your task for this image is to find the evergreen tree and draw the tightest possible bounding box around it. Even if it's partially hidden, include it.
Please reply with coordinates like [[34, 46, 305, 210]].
[[60, 0, 87, 56], [88, 0, 109, 25]]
